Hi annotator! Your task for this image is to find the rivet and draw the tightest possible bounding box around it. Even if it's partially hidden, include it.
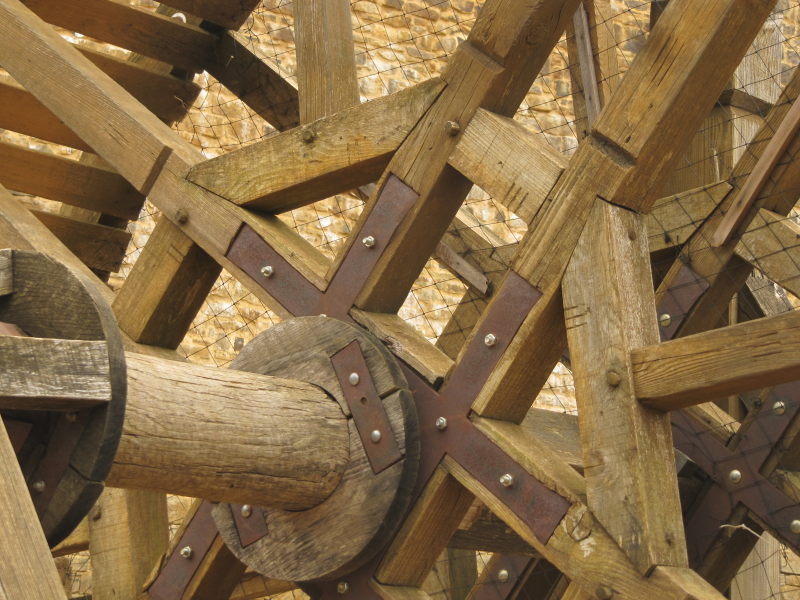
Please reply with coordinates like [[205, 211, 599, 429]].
[[180, 546, 193, 559], [260, 265, 274, 278], [773, 400, 786, 416], [241, 505, 252, 518], [658, 313, 672, 327], [445, 120, 461, 136], [362, 235, 376, 248], [65, 412, 78, 423], [348, 372, 360, 386], [497, 569, 509, 583], [606, 370, 621, 387], [790, 519, 800, 534], [370, 429, 382, 443], [175, 208, 189, 224], [484, 333, 497, 347], [302, 129, 315, 143], [31, 480, 45, 493], [596, 585, 614, 599], [337, 581, 349, 594], [499, 473, 514, 488], [435, 416, 448, 431], [728, 469, 743, 484]]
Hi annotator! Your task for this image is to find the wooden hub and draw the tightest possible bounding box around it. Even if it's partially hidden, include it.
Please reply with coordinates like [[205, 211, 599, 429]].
[[213, 316, 419, 582]]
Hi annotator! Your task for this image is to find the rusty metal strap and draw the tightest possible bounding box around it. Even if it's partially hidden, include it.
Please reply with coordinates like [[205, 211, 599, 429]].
[[656, 262, 709, 340], [231, 503, 268, 548]]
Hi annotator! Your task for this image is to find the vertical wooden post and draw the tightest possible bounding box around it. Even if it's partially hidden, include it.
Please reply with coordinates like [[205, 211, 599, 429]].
[[562, 199, 687, 574], [730, 534, 781, 600]]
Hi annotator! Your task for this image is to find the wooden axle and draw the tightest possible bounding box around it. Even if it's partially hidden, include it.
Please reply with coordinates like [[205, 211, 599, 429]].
[[106, 351, 349, 510]]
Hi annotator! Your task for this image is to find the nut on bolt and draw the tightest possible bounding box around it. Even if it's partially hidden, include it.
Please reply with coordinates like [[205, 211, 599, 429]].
[[260, 265, 274, 278], [31, 480, 46, 493], [484, 333, 497, 347], [241, 504, 252, 518], [337, 581, 349, 594], [773, 400, 786, 416], [180, 546, 193, 559], [497, 569, 509, 583], [362, 235, 376, 248], [728, 469, 743, 484], [435, 416, 448, 431], [499, 473, 514, 488], [658, 313, 671, 327], [445, 120, 461, 136]]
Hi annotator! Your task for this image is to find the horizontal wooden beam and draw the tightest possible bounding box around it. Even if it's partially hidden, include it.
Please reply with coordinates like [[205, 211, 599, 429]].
[[21, 0, 216, 72], [736, 208, 800, 299], [187, 79, 444, 211], [0, 142, 143, 220], [0, 336, 112, 410], [632, 309, 800, 410], [160, 0, 260, 30]]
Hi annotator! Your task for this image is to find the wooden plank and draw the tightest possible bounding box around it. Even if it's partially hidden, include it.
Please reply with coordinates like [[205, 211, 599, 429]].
[[563, 198, 686, 573], [736, 208, 800, 298], [51, 518, 89, 557], [0, 250, 11, 296], [0, 420, 67, 600], [730, 534, 781, 600], [229, 573, 295, 600], [0, 142, 143, 220], [157, 0, 260, 29], [295, 0, 359, 124], [32, 210, 131, 273], [187, 79, 444, 211], [372, 582, 434, 600], [448, 108, 569, 226], [432, 239, 490, 296], [0, 336, 111, 410], [632, 308, 800, 410], [21, 0, 216, 72]]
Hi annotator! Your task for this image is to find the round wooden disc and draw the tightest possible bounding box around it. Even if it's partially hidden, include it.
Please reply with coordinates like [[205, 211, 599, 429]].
[[213, 316, 419, 582], [0, 249, 126, 545]]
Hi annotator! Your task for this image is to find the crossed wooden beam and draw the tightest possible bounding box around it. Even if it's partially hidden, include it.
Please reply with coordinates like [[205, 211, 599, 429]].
[[1, 0, 799, 598]]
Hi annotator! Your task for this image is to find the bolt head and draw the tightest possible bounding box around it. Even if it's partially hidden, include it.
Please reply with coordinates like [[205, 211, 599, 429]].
[[241, 505, 252, 518], [435, 416, 448, 431], [260, 265, 274, 278], [302, 129, 315, 143], [362, 235, 376, 248], [595, 585, 614, 599], [791, 519, 800, 534], [31, 480, 46, 493], [606, 370, 621, 387], [658, 313, 672, 327], [370, 429, 382, 443], [728, 469, 743, 484], [499, 473, 514, 488], [337, 581, 349, 594], [445, 120, 461, 136], [773, 400, 786, 416], [348, 372, 360, 386], [484, 333, 497, 347], [497, 569, 509, 583], [180, 546, 193, 559], [175, 208, 189, 224]]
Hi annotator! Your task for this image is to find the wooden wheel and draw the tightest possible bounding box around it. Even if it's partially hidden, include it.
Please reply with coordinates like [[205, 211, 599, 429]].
[[0, 0, 799, 599]]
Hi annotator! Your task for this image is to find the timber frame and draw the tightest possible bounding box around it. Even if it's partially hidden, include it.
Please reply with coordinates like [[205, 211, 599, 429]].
[[1, 0, 800, 599]]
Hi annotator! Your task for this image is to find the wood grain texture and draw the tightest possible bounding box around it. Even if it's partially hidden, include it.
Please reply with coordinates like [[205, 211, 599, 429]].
[[632, 308, 800, 409], [0, 336, 111, 410], [157, 0, 260, 29], [736, 208, 800, 298], [0, 420, 67, 600], [0, 250, 11, 296], [0, 142, 143, 220], [108, 350, 348, 508], [188, 79, 443, 211], [51, 518, 89, 557], [563, 199, 687, 573]]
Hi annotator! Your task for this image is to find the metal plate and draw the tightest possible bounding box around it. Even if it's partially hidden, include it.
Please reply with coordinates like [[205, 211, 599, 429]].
[[231, 503, 269, 548], [331, 340, 403, 473], [656, 263, 709, 340], [3, 417, 32, 453], [471, 555, 535, 600]]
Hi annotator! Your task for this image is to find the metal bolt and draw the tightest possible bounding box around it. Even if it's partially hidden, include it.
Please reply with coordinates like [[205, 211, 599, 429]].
[[658, 313, 672, 328], [370, 429, 382, 443], [175, 208, 189, 224], [241, 505, 252, 518], [435, 416, 448, 431], [302, 129, 315, 143], [595, 585, 614, 599], [499, 473, 514, 488], [484, 333, 497, 347], [31, 480, 45, 493], [180, 546, 193, 559], [348, 372, 360, 386], [791, 519, 800, 534], [362, 235, 376, 248], [497, 569, 509, 583], [606, 370, 621, 387], [773, 400, 786, 416], [337, 582, 349, 594], [728, 469, 743, 484], [260, 265, 274, 278], [445, 120, 461, 136]]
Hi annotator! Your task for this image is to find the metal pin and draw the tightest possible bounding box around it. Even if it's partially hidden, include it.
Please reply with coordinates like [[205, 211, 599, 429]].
[[180, 546, 193, 559], [606, 370, 621, 387], [435, 416, 448, 431], [484, 333, 497, 347], [791, 519, 800, 534], [445, 120, 461, 136], [337, 582, 349, 594], [260, 265, 274, 278], [773, 400, 786, 416], [728, 469, 743, 484], [658, 313, 672, 328], [497, 569, 509, 583], [362, 235, 376, 248], [241, 505, 252, 518], [302, 129, 315, 143], [499, 473, 514, 488], [348, 372, 360, 386], [31, 480, 46, 493], [370, 430, 382, 443]]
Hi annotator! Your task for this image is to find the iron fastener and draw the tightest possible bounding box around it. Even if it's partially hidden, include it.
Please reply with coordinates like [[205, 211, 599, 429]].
[[596, 585, 614, 599], [499, 473, 514, 488], [435, 416, 448, 431], [791, 519, 800, 534], [728, 469, 743, 484], [773, 400, 786, 416], [31, 480, 46, 493], [302, 129, 316, 143], [337, 582, 349, 594], [260, 265, 274, 278], [180, 546, 193, 559], [606, 370, 621, 387], [497, 569, 509, 583], [370, 430, 382, 443], [241, 505, 252, 518], [362, 235, 376, 248], [484, 333, 497, 347], [175, 208, 189, 224], [348, 372, 360, 386], [658, 313, 672, 327], [445, 120, 461, 136]]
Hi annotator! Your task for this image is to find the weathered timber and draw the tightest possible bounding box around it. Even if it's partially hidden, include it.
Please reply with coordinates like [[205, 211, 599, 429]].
[[0, 142, 142, 220], [0, 251, 11, 296], [563, 198, 686, 573], [51, 518, 89, 557], [736, 208, 800, 298], [187, 80, 444, 211], [0, 421, 67, 600], [107, 351, 348, 509], [159, 0, 260, 29], [632, 309, 800, 409]]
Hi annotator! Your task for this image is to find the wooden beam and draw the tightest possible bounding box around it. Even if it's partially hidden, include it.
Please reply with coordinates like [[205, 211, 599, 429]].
[[51, 518, 89, 557], [159, 0, 260, 30], [187, 79, 444, 211], [0, 142, 143, 220], [735, 208, 800, 298], [632, 308, 800, 410], [563, 198, 686, 573], [21, 0, 216, 72], [0, 420, 67, 600]]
